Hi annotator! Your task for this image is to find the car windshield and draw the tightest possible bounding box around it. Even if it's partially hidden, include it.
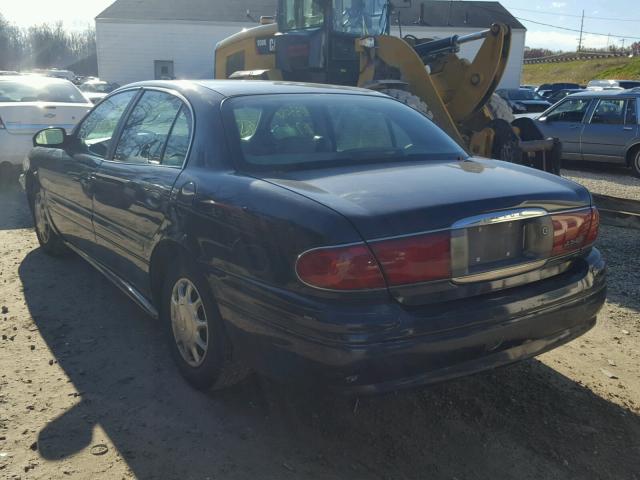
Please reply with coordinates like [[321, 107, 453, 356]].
[[223, 94, 467, 170], [0, 78, 87, 103], [509, 90, 545, 100]]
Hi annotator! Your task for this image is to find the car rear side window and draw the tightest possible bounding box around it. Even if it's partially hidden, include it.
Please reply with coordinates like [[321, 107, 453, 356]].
[[591, 99, 625, 125], [625, 98, 637, 125], [546, 98, 591, 123], [77, 90, 137, 158], [113, 90, 184, 164], [223, 94, 466, 170], [162, 106, 193, 167]]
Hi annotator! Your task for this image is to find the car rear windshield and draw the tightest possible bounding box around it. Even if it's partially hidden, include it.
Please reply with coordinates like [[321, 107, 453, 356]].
[[222, 93, 467, 170], [0, 78, 87, 103]]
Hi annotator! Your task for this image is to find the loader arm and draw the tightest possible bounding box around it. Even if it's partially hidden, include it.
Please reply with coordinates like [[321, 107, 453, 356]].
[[357, 35, 465, 147]]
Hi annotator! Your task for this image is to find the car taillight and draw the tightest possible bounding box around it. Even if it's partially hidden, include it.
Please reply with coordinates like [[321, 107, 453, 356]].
[[550, 206, 599, 257], [370, 232, 451, 285], [296, 244, 386, 290]]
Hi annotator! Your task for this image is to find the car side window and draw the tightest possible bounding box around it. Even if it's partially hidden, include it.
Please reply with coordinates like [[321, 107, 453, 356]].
[[546, 98, 591, 123], [625, 98, 637, 125], [591, 99, 625, 125], [76, 90, 137, 158], [162, 106, 193, 167], [113, 90, 183, 164]]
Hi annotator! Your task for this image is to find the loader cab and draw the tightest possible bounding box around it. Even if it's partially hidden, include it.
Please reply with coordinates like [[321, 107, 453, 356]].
[[276, 0, 391, 85]]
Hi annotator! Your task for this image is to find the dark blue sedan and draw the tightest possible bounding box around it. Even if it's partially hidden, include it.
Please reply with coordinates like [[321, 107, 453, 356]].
[[22, 81, 606, 394]]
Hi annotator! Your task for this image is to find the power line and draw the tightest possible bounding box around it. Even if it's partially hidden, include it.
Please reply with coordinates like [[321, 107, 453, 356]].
[[515, 16, 640, 41], [510, 6, 640, 23]]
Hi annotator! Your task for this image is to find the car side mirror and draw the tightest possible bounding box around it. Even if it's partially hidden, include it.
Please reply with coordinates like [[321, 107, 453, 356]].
[[33, 127, 67, 147]]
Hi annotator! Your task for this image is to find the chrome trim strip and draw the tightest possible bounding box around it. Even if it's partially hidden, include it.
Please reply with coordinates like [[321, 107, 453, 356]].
[[452, 259, 548, 284], [451, 208, 548, 229], [64, 242, 159, 319]]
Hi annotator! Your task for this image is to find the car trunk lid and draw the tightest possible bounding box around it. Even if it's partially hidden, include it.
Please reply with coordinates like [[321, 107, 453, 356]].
[[0, 102, 91, 135], [259, 158, 594, 304]]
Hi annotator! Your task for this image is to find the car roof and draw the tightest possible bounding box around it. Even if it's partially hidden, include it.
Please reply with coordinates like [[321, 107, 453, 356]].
[[570, 88, 640, 98], [0, 75, 74, 85], [120, 79, 388, 98]]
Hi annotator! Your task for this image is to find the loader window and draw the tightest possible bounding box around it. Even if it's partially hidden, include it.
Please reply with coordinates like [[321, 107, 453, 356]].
[[282, 0, 325, 30], [333, 0, 387, 35], [222, 93, 467, 170]]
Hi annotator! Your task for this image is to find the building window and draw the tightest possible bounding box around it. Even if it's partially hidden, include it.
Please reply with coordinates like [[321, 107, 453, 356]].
[[154, 60, 174, 80]]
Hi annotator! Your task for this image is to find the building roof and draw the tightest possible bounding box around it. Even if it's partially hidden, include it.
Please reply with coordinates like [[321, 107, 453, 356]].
[[399, 1, 525, 29], [96, 0, 524, 30], [96, 0, 276, 23]]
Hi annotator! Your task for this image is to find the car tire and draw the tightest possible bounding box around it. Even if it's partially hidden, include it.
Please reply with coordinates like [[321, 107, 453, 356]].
[[161, 256, 250, 391], [631, 149, 640, 178], [30, 189, 67, 256]]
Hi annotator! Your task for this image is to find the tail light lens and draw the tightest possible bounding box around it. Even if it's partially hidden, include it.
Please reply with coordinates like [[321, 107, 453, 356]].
[[296, 244, 386, 290], [550, 206, 599, 256], [297, 207, 597, 291], [370, 232, 451, 285]]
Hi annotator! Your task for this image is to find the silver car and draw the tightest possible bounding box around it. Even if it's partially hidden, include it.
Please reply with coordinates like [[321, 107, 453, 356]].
[[534, 89, 640, 177]]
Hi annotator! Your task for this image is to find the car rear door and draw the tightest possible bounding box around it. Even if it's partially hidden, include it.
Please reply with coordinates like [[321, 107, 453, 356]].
[[37, 90, 138, 255], [536, 97, 592, 160], [581, 97, 637, 163], [91, 88, 193, 291]]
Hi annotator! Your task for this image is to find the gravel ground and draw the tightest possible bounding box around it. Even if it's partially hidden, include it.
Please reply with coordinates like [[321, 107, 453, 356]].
[[561, 165, 640, 201], [0, 188, 639, 480]]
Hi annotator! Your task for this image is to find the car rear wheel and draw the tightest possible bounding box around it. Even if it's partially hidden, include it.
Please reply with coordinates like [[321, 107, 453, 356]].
[[31, 190, 67, 256], [632, 149, 640, 178], [162, 257, 250, 391]]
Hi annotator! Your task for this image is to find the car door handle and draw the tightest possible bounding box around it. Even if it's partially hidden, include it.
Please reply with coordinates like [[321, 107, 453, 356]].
[[176, 181, 197, 206]]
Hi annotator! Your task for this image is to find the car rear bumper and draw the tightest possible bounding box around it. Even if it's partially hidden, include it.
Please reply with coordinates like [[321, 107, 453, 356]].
[[211, 248, 606, 394]]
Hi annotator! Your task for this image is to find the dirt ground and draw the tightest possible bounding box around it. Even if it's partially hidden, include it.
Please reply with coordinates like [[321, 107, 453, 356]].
[[0, 186, 639, 480]]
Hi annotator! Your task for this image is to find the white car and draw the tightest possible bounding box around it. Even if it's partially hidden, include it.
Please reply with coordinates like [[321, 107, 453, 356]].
[[0, 76, 93, 180]]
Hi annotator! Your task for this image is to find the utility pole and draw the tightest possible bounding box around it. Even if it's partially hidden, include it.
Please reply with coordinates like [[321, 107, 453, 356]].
[[577, 10, 584, 52]]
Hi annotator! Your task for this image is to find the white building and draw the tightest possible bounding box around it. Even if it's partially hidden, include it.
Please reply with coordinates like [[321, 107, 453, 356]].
[[96, 0, 525, 88]]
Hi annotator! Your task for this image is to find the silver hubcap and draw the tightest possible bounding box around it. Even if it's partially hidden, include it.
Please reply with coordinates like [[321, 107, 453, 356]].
[[34, 193, 50, 244], [170, 278, 209, 367]]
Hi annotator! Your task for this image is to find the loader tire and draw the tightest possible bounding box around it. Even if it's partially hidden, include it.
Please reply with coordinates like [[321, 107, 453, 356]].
[[486, 94, 515, 123], [381, 89, 434, 120]]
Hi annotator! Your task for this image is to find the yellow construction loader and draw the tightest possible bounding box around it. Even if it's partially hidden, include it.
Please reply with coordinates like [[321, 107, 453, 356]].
[[214, 0, 559, 172]]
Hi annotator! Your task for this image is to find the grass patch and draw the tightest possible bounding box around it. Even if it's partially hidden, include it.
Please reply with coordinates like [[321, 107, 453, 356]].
[[522, 57, 640, 85]]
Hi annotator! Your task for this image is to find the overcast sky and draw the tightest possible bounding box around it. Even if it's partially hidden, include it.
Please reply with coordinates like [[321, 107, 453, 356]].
[[0, 0, 637, 51]]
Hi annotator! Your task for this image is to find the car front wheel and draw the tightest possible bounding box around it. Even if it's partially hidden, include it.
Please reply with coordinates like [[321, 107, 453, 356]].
[[162, 257, 250, 391]]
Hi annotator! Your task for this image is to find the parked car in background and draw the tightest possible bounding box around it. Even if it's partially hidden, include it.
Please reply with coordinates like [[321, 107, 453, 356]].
[[79, 80, 121, 104], [520, 84, 537, 90], [0, 76, 92, 182], [22, 80, 606, 393], [0, 70, 20, 76], [496, 88, 551, 113], [44, 69, 77, 83], [547, 89, 584, 105], [536, 83, 582, 98], [587, 79, 640, 90], [534, 89, 640, 176]]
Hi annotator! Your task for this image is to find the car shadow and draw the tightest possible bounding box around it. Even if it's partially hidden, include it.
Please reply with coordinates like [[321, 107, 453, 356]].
[[0, 187, 32, 230], [16, 250, 640, 479]]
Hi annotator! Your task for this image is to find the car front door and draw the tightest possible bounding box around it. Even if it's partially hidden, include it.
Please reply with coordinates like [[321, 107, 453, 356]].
[[536, 97, 592, 160], [37, 90, 138, 254], [91, 88, 193, 292], [581, 97, 638, 163]]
